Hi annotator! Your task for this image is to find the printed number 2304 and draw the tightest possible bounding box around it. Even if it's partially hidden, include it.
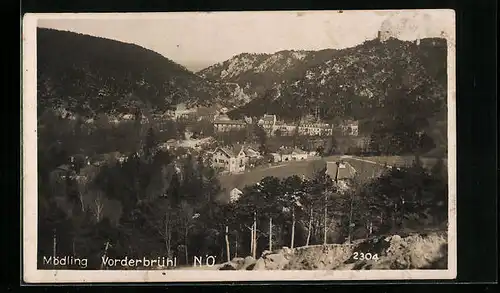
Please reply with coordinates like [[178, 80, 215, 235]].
[[352, 252, 379, 261]]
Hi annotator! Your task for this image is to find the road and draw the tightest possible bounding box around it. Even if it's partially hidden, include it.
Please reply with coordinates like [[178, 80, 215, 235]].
[[219, 155, 415, 192], [340, 155, 393, 168]]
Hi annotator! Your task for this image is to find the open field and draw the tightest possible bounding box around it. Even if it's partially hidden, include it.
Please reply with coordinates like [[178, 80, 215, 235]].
[[219, 158, 326, 191], [325, 155, 445, 182], [218, 155, 446, 192], [335, 155, 446, 169]]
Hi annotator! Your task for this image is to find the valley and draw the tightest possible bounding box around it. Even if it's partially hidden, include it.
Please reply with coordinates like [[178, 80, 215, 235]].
[[35, 27, 449, 270]]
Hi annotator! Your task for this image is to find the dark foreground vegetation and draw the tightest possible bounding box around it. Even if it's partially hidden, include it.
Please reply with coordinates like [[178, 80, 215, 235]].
[[38, 120, 447, 269]]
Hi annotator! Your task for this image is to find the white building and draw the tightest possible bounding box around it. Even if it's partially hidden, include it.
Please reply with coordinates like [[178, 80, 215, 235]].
[[297, 123, 333, 136], [325, 161, 357, 192], [211, 145, 248, 174], [170, 103, 197, 119], [270, 148, 309, 162], [268, 118, 332, 137], [244, 146, 261, 159], [272, 122, 297, 136], [258, 114, 277, 135], [229, 188, 243, 203], [213, 113, 248, 132]]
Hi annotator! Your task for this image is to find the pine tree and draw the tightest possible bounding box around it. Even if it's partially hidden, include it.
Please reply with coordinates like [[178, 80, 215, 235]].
[[142, 127, 158, 161]]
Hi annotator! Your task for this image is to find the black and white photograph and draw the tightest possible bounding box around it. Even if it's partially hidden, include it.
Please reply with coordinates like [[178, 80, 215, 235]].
[[22, 10, 456, 282]]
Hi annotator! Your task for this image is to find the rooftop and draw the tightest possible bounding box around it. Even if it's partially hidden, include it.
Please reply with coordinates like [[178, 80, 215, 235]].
[[215, 113, 231, 121], [325, 161, 357, 181], [214, 119, 247, 125], [342, 120, 359, 126], [262, 114, 276, 123], [279, 147, 308, 155], [218, 145, 245, 157]]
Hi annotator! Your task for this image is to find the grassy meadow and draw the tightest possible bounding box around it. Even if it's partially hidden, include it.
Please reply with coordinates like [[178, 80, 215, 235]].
[[218, 155, 446, 193]]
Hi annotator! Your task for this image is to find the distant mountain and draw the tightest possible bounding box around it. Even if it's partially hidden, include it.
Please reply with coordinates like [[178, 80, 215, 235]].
[[201, 38, 447, 129], [37, 28, 249, 118], [198, 50, 318, 99], [38, 28, 447, 139]]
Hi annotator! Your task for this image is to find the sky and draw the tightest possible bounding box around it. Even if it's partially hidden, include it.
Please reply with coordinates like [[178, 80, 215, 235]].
[[37, 10, 455, 72]]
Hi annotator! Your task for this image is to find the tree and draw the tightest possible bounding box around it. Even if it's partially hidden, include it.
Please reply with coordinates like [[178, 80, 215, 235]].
[[417, 132, 436, 154], [292, 123, 300, 148], [429, 157, 448, 224], [176, 121, 187, 139], [234, 186, 259, 257], [316, 145, 325, 157], [325, 135, 338, 156], [233, 176, 283, 257], [143, 127, 158, 160], [191, 119, 215, 138], [299, 178, 319, 246], [306, 166, 335, 244], [216, 129, 248, 146], [158, 120, 178, 140], [431, 156, 447, 182], [70, 154, 87, 174], [338, 159, 449, 241], [281, 176, 305, 249], [88, 189, 106, 223], [38, 191, 72, 262], [254, 124, 268, 155]]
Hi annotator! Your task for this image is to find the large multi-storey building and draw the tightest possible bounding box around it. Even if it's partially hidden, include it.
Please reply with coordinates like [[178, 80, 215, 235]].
[[213, 113, 248, 132], [256, 114, 334, 137], [272, 121, 297, 136], [296, 123, 333, 136], [258, 114, 277, 135]]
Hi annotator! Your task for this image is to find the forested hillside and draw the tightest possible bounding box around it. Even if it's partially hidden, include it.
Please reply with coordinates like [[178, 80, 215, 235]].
[[37, 28, 250, 118], [199, 50, 315, 98], [219, 38, 446, 122], [39, 143, 448, 269], [215, 38, 448, 156]]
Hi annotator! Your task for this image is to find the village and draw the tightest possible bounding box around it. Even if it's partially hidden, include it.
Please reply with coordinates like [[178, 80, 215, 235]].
[[58, 103, 368, 206], [32, 12, 455, 275], [47, 101, 446, 271], [171, 104, 359, 171], [72, 103, 361, 170]]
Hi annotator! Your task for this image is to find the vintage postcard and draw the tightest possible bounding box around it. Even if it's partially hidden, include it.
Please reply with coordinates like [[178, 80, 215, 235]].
[[22, 10, 456, 283]]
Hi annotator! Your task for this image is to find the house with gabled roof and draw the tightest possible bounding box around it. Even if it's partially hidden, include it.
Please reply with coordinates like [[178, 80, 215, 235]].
[[242, 144, 264, 168], [326, 161, 356, 181], [325, 161, 357, 191], [211, 144, 248, 174], [229, 188, 243, 203], [270, 147, 309, 162], [243, 144, 261, 158]]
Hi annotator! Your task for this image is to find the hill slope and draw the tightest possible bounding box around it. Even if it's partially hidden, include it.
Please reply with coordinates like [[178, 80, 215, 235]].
[[201, 38, 447, 127], [37, 28, 248, 118], [199, 50, 316, 99], [216, 231, 447, 270]]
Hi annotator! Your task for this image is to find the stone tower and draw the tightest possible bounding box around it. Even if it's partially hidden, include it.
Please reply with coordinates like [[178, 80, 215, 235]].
[[377, 30, 391, 42]]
